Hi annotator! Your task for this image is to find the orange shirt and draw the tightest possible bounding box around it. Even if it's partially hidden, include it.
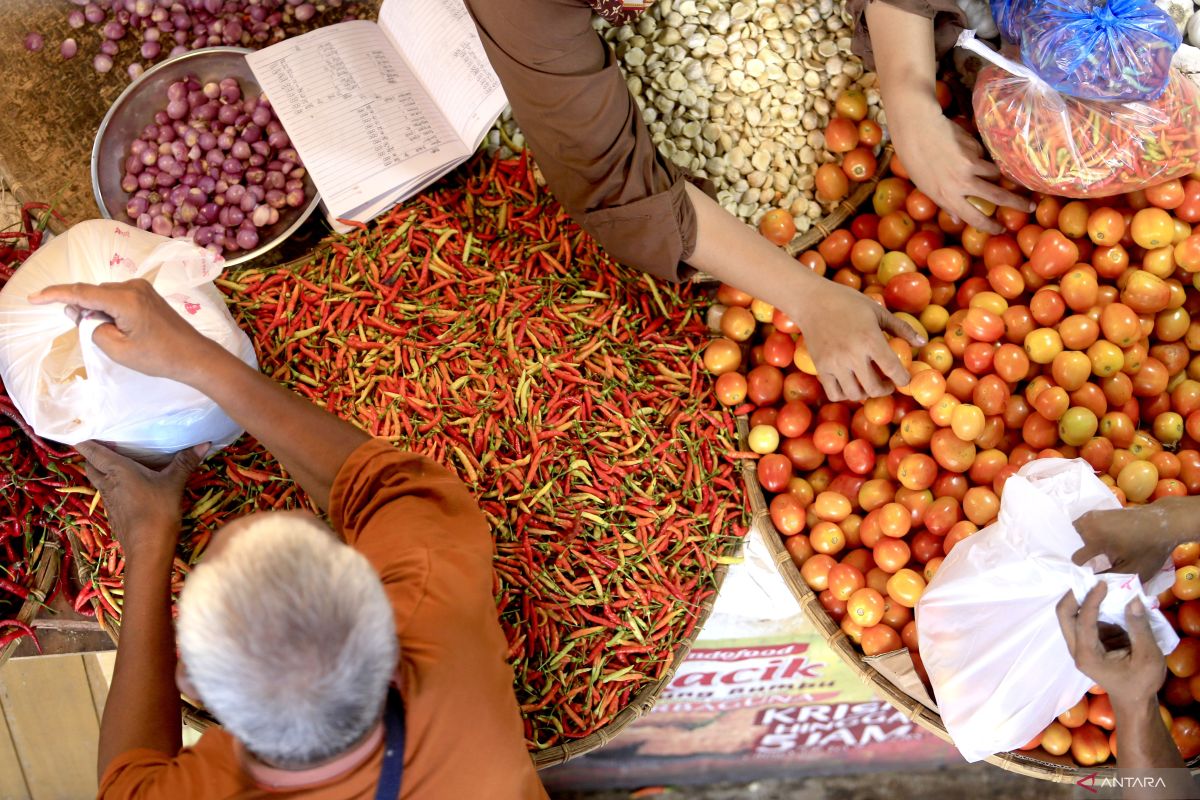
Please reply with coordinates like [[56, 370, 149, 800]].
[[99, 439, 548, 800]]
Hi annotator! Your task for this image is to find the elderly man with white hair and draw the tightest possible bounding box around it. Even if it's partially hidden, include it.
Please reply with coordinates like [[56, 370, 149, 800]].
[[31, 279, 549, 799]]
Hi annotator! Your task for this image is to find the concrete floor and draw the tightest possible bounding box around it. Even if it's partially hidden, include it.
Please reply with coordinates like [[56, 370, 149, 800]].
[[550, 763, 1074, 800]]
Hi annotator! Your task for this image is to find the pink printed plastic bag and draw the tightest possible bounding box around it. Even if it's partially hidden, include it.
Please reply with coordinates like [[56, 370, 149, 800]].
[[0, 219, 257, 463]]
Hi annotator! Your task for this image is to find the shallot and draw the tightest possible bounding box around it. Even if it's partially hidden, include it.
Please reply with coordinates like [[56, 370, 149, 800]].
[[120, 74, 306, 257], [42, 0, 366, 75]]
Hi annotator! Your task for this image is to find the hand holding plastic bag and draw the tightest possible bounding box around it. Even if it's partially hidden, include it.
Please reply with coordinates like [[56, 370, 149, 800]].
[[916, 458, 1178, 763], [962, 30, 1200, 198], [1022, 0, 1181, 102], [0, 220, 257, 463]]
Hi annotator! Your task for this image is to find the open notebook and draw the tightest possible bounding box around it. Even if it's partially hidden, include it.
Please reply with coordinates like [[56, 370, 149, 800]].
[[245, 0, 507, 233]]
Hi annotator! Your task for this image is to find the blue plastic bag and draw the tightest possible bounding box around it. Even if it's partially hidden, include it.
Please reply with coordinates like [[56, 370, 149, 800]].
[[1021, 0, 1181, 102], [990, 0, 1034, 44]]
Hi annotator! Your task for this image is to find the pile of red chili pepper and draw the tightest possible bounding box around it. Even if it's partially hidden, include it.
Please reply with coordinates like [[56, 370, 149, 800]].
[[55, 154, 746, 749], [0, 200, 75, 655]]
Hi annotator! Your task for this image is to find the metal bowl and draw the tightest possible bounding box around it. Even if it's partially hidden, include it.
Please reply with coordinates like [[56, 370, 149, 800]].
[[91, 47, 320, 268]]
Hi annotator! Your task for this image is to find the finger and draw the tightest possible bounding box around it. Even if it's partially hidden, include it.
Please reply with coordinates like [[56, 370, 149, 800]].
[[951, 199, 1003, 235], [75, 440, 124, 473], [877, 308, 926, 347], [29, 282, 127, 314], [870, 341, 911, 389], [165, 443, 210, 484], [1074, 583, 1108, 660], [821, 373, 845, 403], [853, 363, 890, 399], [1070, 542, 1104, 569], [1055, 590, 1081, 657], [1124, 598, 1163, 660], [83, 462, 109, 493], [840, 372, 868, 403], [968, 179, 1031, 216]]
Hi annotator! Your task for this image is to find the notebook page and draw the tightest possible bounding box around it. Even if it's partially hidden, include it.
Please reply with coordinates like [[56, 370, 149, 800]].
[[245, 21, 468, 221], [377, 0, 508, 149]]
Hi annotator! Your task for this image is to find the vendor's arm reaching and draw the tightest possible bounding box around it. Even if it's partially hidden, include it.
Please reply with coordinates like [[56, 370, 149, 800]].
[[848, 1, 1031, 233], [1072, 496, 1198, 583], [1056, 584, 1195, 796], [464, 0, 924, 402], [31, 279, 368, 512], [76, 441, 204, 779]]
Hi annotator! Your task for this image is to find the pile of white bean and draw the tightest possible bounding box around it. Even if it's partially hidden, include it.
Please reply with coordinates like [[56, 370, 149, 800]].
[[485, 0, 880, 235]]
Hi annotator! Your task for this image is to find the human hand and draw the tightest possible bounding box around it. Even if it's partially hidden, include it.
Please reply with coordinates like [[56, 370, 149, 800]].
[[788, 279, 925, 402], [1056, 584, 1166, 711], [1072, 500, 1179, 584], [76, 440, 208, 567], [889, 108, 1032, 235], [29, 279, 221, 385]]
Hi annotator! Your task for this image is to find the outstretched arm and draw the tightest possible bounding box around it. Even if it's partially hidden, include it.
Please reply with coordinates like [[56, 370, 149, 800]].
[[31, 280, 368, 512]]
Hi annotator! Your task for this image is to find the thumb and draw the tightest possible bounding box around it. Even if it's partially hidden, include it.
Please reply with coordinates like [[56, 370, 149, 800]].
[[166, 443, 210, 484], [877, 308, 926, 347], [1125, 598, 1161, 658], [1071, 542, 1104, 569], [88, 322, 127, 355]]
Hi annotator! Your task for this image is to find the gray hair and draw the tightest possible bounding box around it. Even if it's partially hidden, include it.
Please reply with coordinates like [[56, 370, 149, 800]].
[[177, 513, 398, 767]]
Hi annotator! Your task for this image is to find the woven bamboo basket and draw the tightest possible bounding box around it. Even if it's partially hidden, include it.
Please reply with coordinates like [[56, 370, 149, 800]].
[[0, 537, 61, 666], [692, 144, 893, 285], [737, 415, 1200, 781], [784, 144, 894, 258], [95, 548, 740, 767], [531, 558, 732, 769]]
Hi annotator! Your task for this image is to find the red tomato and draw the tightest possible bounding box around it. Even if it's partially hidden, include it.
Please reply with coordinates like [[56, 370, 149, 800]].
[[1167, 637, 1200, 678], [873, 538, 911, 573], [769, 492, 806, 535], [846, 587, 886, 627], [761, 331, 795, 368], [758, 453, 794, 494], [828, 563, 867, 602], [775, 401, 814, 439], [813, 421, 849, 455], [1071, 723, 1111, 766], [884, 272, 932, 314], [747, 365, 784, 406], [861, 624, 903, 656], [1171, 716, 1200, 760], [842, 438, 877, 475], [927, 248, 968, 282], [1030, 229, 1079, 278], [759, 209, 797, 246], [842, 147, 878, 182], [824, 117, 859, 153]]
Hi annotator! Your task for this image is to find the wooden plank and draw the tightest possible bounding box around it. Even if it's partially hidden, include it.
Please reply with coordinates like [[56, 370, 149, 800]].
[[0, 657, 99, 798], [0, 705, 30, 800], [82, 653, 113, 721]]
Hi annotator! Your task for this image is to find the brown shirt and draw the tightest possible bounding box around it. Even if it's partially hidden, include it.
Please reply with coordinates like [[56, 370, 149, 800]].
[[846, 0, 968, 70], [98, 440, 548, 800], [465, 0, 700, 283]]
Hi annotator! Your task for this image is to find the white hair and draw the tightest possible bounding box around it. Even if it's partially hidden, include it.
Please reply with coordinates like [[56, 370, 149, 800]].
[[177, 513, 397, 768]]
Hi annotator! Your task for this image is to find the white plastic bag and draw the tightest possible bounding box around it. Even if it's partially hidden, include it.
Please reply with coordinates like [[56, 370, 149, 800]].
[[0, 220, 257, 463], [916, 458, 1178, 763]]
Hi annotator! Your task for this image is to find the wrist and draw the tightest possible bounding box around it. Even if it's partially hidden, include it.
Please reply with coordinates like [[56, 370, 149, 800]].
[[1110, 692, 1161, 723], [121, 523, 180, 575], [176, 340, 242, 391]]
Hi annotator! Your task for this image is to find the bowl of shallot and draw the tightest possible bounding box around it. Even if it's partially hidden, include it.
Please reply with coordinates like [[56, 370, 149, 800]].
[[92, 47, 320, 268]]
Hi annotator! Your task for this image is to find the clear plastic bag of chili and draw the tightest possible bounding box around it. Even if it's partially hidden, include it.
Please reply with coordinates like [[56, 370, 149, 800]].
[[961, 30, 1200, 199]]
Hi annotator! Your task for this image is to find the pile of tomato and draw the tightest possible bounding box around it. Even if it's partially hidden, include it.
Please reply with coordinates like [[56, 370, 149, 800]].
[[705, 161, 1200, 766], [757, 87, 899, 249]]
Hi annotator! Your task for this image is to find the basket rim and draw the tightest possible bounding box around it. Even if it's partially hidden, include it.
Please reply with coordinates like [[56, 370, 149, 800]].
[[0, 537, 62, 665]]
